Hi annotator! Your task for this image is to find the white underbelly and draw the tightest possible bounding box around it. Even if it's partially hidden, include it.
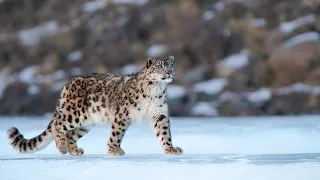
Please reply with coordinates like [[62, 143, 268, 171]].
[[87, 109, 112, 125], [132, 108, 148, 122], [88, 111, 102, 125]]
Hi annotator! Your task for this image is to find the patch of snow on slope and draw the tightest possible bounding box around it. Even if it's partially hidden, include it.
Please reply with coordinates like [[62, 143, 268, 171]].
[[218, 52, 249, 70], [36, 70, 66, 83], [217, 91, 240, 102], [213, 0, 252, 12], [276, 83, 320, 95], [250, 18, 266, 27], [194, 78, 227, 95], [147, 44, 169, 57], [246, 88, 271, 103], [114, 0, 148, 5], [121, 64, 142, 75], [214, 1, 225, 11], [70, 67, 83, 76], [83, 0, 147, 13], [27, 85, 40, 95], [203, 11, 215, 21], [83, 0, 107, 13], [19, 21, 58, 46], [191, 102, 218, 116], [222, 28, 231, 37], [282, 32, 320, 48], [167, 85, 186, 99], [19, 66, 67, 89], [280, 14, 316, 33], [19, 66, 38, 84], [68, 50, 82, 62]]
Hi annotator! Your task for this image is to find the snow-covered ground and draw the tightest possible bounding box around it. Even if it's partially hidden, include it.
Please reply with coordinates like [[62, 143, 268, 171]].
[[1, 116, 320, 180]]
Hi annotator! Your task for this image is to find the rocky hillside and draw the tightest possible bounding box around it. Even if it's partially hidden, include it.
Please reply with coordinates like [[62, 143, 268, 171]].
[[0, 0, 319, 117]]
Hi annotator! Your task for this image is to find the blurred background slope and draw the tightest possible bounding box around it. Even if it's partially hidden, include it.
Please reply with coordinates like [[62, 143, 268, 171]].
[[0, 0, 319, 117]]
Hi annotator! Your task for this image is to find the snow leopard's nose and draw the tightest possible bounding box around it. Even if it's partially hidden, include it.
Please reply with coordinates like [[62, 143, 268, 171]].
[[167, 70, 175, 76], [166, 73, 173, 79]]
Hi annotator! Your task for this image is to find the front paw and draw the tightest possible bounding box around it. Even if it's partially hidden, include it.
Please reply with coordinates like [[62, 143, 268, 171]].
[[69, 147, 84, 156], [164, 147, 183, 155], [108, 147, 125, 156], [57, 142, 68, 155]]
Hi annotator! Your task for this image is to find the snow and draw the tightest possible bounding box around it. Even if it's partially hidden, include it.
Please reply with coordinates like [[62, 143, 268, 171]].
[[114, 0, 148, 5], [203, 11, 215, 21], [193, 78, 227, 95], [222, 28, 231, 37], [70, 67, 83, 76], [282, 31, 320, 48], [53, 70, 66, 80], [1, 116, 320, 180], [280, 14, 316, 33], [35, 70, 66, 84], [18, 67, 67, 94], [19, 21, 58, 46], [18, 66, 38, 84], [216, 91, 240, 102], [246, 88, 271, 103], [52, 81, 67, 92], [27, 85, 40, 95], [82, 0, 107, 13], [213, 0, 252, 12], [250, 18, 266, 28], [276, 83, 320, 95], [83, 0, 148, 13], [146, 44, 169, 57], [1, 160, 319, 180], [191, 102, 218, 116], [214, 1, 225, 11], [167, 85, 186, 99], [218, 52, 249, 70], [121, 64, 142, 75], [68, 50, 82, 62]]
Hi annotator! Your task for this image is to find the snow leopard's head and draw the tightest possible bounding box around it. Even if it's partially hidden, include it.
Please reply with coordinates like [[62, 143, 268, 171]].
[[145, 55, 176, 83]]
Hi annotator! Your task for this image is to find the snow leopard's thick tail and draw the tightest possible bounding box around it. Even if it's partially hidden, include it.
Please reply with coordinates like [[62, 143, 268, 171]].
[[7, 121, 54, 153]]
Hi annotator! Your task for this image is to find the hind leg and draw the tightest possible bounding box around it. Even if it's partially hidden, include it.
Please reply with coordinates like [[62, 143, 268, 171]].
[[52, 119, 69, 154], [52, 77, 90, 155], [51, 108, 87, 154], [67, 127, 91, 156]]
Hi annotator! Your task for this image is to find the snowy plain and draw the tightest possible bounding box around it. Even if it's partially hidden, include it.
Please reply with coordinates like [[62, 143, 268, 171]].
[[1, 116, 320, 180]]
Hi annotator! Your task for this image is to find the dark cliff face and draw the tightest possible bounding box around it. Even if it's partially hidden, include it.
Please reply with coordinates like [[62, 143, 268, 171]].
[[0, 0, 319, 117]]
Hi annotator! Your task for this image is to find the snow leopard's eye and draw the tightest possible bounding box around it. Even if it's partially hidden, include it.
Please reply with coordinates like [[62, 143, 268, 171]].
[[168, 63, 175, 70], [156, 63, 163, 68]]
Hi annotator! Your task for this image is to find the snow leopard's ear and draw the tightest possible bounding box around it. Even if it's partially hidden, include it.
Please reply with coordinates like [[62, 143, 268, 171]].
[[146, 58, 154, 69]]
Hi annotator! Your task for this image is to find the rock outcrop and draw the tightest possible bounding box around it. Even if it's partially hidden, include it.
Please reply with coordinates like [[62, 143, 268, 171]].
[[0, 0, 319, 116]]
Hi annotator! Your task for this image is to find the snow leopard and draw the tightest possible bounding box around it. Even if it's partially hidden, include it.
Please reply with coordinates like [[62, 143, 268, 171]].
[[7, 55, 183, 156]]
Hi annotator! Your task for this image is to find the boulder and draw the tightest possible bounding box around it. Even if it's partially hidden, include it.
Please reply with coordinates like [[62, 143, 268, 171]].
[[266, 92, 316, 115], [44, 31, 76, 54], [268, 41, 320, 87], [217, 93, 263, 116], [38, 53, 60, 75]]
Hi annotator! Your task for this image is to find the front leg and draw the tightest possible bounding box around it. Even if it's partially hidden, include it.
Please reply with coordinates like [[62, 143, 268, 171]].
[[150, 114, 183, 155], [107, 118, 130, 156]]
